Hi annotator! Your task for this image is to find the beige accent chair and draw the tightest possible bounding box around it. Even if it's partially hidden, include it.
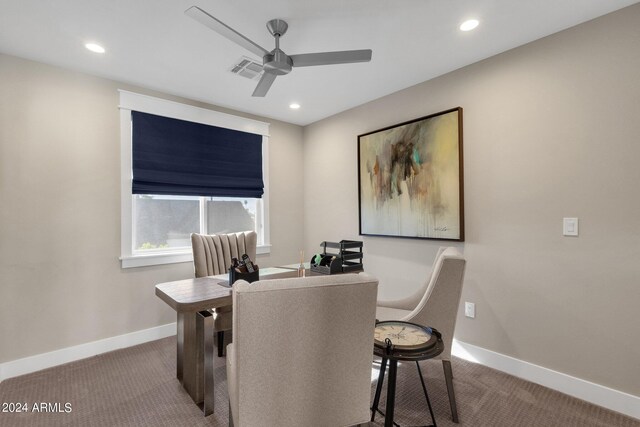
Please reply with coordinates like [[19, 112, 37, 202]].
[[227, 274, 379, 427], [376, 247, 466, 423], [191, 231, 257, 356]]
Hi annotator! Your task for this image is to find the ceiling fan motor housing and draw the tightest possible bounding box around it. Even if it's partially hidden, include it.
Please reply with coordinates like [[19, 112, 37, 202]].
[[264, 49, 293, 75]]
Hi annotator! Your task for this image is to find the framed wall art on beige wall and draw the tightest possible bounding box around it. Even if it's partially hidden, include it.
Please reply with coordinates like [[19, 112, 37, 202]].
[[358, 107, 464, 241]]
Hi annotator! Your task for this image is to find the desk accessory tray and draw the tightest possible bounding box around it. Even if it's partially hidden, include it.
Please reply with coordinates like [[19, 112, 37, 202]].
[[311, 240, 363, 274], [310, 255, 343, 274], [228, 265, 260, 285]]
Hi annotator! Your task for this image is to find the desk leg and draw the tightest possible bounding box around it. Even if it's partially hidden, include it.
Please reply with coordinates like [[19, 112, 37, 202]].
[[198, 311, 215, 416], [178, 311, 214, 413], [385, 360, 398, 427], [371, 357, 387, 422], [182, 312, 203, 404], [176, 313, 184, 382]]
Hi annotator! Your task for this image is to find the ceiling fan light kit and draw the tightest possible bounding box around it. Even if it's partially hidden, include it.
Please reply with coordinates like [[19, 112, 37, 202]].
[[185, 6, 372, 97]]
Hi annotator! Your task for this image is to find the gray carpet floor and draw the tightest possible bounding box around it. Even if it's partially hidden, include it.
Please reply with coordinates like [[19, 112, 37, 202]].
[[0, 336, 637, 427]]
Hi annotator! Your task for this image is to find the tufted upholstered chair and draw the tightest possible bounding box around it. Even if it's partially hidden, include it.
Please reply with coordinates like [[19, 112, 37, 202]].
[[376, 247, 466, 423], [191, 231, 257, 356], [226, 273, 378, 427]]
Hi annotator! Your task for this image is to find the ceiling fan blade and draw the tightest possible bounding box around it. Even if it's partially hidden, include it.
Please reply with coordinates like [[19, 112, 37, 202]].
[[185, 6, 269, 58], [252, 72, 278, 97], [290, 49, 372, 67]]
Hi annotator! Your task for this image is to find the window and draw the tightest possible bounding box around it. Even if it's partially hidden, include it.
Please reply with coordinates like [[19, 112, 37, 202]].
[[119, 91, 271, 268], [133, 195, 199, 252], [131, 195, 264, 254]]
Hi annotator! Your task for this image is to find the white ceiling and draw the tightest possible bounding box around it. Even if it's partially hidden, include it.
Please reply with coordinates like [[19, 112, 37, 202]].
[[0, 0, 637, 126]]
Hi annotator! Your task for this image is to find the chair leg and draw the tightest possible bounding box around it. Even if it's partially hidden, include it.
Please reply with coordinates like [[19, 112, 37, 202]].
[[442, 359, 459, 423], [229, 400, 234, 427], [218, 331, 225, 357]]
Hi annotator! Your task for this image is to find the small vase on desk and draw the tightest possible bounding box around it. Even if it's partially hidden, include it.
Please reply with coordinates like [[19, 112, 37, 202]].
[[297, 250, 305, 277]]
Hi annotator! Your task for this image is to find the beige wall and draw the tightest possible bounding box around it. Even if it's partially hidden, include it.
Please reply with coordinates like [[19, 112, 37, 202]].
[[304, 5, 640, 396], [0, 54, 304, 363]]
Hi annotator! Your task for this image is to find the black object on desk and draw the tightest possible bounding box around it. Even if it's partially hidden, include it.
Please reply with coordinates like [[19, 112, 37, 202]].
[[310, 240, 363, 274], [227, 265, 259, 286], [371, 321, 444, 427]]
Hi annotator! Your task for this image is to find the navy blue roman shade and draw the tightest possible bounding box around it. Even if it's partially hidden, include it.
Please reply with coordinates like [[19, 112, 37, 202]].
[[132, 111, 263, 198]]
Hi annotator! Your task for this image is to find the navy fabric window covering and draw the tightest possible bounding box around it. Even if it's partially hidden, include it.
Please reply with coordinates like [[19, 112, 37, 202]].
[[132, 111, 263, 198]]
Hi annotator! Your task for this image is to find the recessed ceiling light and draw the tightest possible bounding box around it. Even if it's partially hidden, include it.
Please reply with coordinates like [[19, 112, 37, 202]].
[[460, 19, 479, 32], [289, 103, 300, 110], [85, 43, 106, 53]]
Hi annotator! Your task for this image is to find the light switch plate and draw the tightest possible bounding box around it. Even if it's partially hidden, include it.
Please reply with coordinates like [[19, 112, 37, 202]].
[[465, 302, 475, 318], [563, 217, 579, 236]]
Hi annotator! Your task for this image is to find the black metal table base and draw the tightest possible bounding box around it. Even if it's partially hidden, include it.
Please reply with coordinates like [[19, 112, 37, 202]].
[[371, 357, 438, 427]]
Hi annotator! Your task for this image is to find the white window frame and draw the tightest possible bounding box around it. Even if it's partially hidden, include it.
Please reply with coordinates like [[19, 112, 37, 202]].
[[119, 90, 271, 268]]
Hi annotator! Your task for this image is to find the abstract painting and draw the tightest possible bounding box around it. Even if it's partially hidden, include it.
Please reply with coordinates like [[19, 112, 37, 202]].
[[358, 107, 464, 240]]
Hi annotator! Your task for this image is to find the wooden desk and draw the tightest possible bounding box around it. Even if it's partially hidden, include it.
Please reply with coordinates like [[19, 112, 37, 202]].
[[155, 267, 301, 408]]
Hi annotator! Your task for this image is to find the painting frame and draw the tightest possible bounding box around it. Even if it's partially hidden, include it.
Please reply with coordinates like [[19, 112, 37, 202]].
[[357, 107, 464, 241]]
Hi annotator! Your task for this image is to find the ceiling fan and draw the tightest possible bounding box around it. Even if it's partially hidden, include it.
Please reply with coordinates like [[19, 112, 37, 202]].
[[185, 6, 373, 97]]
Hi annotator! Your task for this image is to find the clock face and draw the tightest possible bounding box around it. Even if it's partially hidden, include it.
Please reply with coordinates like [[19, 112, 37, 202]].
[[374, 321, 433, 351]]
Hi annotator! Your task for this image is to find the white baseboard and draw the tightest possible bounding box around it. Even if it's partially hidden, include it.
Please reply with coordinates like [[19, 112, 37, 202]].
[[0, 323, 176, 382], [452, 339, 640, 421]]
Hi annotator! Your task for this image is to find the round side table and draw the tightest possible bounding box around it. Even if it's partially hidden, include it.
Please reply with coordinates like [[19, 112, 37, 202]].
[[371, 321, 444, 427]]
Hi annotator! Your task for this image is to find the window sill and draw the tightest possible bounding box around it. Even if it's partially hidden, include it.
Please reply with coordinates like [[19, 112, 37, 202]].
[[120, 244, 272, 269]]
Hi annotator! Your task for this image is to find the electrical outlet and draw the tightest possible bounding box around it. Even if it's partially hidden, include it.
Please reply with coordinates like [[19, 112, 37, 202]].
[[465, 302, 475, 318]]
